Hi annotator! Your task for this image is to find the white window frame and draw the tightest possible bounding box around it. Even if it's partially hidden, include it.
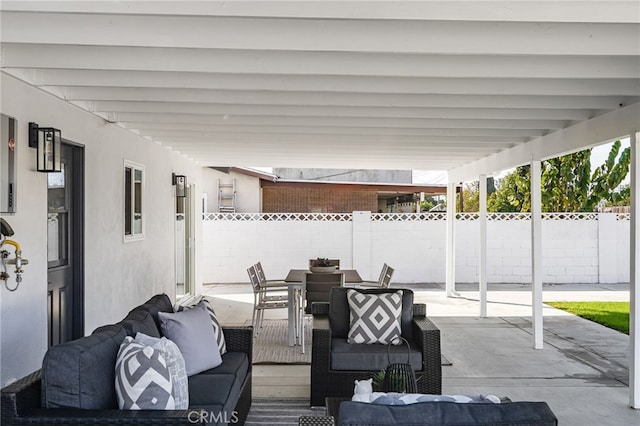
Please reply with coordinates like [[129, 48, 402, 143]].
[[123, 159, 145, 242]]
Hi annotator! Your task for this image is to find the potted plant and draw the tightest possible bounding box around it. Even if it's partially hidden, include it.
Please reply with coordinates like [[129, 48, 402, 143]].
[[310, 257, 337, 273]]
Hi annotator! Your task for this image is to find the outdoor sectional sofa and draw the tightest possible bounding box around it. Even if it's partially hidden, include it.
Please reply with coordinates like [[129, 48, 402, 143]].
[[0, 294, 252, 425]]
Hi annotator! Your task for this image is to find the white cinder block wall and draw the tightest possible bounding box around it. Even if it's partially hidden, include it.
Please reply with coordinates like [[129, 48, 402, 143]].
[[202, 218, 353, 282], [0, 75, 204, 387], [202, 213, 630, 285]]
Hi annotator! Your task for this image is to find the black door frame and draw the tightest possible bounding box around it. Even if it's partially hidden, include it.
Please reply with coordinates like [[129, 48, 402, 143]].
[[48, 140, 85, 340], [67, 140, 84, 339]]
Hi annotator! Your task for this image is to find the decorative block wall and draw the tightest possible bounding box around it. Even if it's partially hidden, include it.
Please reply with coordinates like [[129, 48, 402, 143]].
[[201, 212, 630, 284]]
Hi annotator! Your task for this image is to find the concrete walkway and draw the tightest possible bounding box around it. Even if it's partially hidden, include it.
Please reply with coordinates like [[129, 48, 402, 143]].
[[204, 282, 638, 425]]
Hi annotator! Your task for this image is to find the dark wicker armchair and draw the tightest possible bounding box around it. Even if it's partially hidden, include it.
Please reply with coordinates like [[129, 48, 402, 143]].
[[310, 288, 441, 407]]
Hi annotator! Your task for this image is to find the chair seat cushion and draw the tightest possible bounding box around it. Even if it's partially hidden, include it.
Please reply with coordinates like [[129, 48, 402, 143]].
[[331, 338, 422, 371]]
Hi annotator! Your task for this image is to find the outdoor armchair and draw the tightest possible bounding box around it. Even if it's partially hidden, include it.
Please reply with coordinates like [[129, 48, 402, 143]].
[[310, 287, 442, 406]]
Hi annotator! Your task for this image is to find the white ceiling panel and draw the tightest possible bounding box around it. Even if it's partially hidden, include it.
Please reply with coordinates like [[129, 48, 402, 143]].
[[1, 1, 639, 174]]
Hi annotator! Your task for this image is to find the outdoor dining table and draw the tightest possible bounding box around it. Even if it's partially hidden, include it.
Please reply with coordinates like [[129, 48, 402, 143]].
[[284, 269, 363, 348]]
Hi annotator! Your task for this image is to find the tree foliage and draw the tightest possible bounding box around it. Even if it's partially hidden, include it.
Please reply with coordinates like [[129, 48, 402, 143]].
[[480, 140, 629, 212]]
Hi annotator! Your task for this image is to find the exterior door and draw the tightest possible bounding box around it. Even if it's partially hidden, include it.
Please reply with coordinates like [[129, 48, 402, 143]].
[[47, 142, 84, 346], [175, 185, 193, 298]]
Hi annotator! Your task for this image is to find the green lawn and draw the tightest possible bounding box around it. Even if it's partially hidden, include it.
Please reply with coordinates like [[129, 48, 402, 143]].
[[546, 301, 629, 334]]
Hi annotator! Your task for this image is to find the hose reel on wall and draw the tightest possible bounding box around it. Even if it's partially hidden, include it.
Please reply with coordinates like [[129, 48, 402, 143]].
[[1, 218, 28, 291]]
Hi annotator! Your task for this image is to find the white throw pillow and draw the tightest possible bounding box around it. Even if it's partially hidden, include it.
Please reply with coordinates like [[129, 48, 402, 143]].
[[134, 333, 189, 409], [158, 302, 222, 376], [115, 336, 175, 410]]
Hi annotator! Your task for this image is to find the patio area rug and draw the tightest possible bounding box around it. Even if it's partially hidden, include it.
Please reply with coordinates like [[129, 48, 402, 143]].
[[245, 319, 452, 366], [246, 318, 313, 364], [245, 398, 325, 425]]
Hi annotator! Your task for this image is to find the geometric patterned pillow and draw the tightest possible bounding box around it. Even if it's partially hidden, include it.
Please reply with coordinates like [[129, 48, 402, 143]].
[[177, 296, 227, 355], [133, 333, 189, 409], [115, 337, 175, 410], [347, 290, 403, 345]]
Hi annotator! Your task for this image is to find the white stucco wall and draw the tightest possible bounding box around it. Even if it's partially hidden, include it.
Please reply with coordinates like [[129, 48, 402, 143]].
[[202, 168, 261, 213], [0, 74, 204, 386], [201, 213, 629, 285]]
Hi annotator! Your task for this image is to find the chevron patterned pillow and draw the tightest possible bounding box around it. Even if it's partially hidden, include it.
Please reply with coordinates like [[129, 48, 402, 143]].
[[115, 337, 175, 410], [177, 296, 227, 355], [133, 333, 189, 409], [347, 290, 403, 345]]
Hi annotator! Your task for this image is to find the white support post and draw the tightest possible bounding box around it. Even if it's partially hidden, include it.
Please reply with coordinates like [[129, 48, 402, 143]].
[[630, 131, 639, 409], [531, 160, 543, 349], [445, 181, 458, 297], [479, 174, 488, 317]]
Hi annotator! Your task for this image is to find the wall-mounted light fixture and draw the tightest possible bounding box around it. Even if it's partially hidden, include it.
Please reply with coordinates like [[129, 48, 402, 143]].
[[172, 173, 186, 198], [28, 122, 62, 172]]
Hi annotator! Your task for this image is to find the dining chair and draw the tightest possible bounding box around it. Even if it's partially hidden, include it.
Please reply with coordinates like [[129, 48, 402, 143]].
[[303, 272, 345, 314], [247, 265, 288, 337], [255, 261, 288, 290], [359, 263, 394, 288]]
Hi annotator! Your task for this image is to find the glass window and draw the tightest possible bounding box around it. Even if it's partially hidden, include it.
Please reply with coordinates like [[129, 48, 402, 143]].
[[124, 160, 144, 241]]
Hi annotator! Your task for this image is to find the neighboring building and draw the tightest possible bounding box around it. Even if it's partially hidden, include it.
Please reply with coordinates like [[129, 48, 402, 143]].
[[204, 167, 275, 213], [206, 168, 446, 213], [273, 168, 412, 184], [262, 179, 446, 213]]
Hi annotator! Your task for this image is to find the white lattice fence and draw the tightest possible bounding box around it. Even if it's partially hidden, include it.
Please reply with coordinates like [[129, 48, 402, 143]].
[[203, 212, 352, 221]]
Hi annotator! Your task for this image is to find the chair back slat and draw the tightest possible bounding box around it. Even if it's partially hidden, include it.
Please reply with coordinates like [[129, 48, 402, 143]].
[[254, 262, 268, 286], [380, 265, 394, 288], [247, 265, 261, 292]]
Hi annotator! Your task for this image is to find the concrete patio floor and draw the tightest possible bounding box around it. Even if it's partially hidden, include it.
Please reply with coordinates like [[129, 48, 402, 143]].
[[203, 282, 639, 425]]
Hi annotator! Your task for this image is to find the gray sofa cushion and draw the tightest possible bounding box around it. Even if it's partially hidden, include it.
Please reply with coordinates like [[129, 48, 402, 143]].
[[187, 352, 249, 409], [188, 374, 236, 407], [41, 327, 128, 409], [331, 338, 422, 371], [330, 288, 414, 339], [92, 309, 160, 337], [128, 293, 174, 330], [201, 352, 249, 380], [337, 400, 558, 426]]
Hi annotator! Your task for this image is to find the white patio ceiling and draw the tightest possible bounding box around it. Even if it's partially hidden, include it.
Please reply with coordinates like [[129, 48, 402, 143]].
[[1, 1, 639, 178]]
